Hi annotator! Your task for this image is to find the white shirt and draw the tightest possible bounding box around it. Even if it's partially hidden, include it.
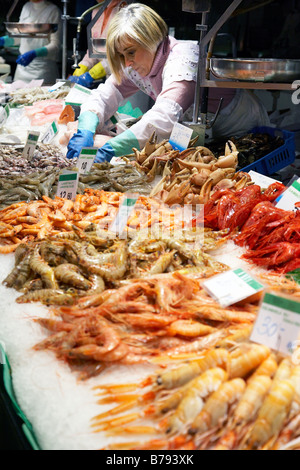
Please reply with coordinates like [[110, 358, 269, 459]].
[[14, 1, 62, 83], [18, 1, 62, 60]]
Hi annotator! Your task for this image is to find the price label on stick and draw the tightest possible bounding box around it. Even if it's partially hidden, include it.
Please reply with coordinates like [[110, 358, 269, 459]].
[[248, 171, 278, 188], [48, 81, 67, 93], [65, 84, 92, 107], [109, 194, 139, 237], [250, 292, 300, 356], [202, 268, 264, 308], [169, 122, 193, 152], [275, 177, 300, 211], [22, 131, 40, 160], [41, 121, 58, 144], [77, 148, 97, 174], [56, 170, 79, 201]]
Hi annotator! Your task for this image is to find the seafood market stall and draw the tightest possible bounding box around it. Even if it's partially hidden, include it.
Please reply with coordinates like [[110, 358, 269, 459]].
[[0, 1, 300, 453]]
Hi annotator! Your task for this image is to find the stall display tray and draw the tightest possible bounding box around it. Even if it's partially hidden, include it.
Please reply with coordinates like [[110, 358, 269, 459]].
[[242, 126, 296, 175], [210, 58, 300, 83], [5, 23, 58, 37]]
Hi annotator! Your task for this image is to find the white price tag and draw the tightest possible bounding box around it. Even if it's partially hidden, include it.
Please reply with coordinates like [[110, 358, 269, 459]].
[[248, 171, 278, 188], [65, 84, 92, 106], [48, 81, 67, 92], [0, 105, 10, 128], [202, 268, 264, 308], [275, 177, 300, 211], [22, 131, 40, 160], [169, 123, 193, 152], [56, 170, 79, 201], [77, 148, 97, 174], [41, 121, 58, 144], [109, 194, 139, 237], [250, 292, 300, 356]]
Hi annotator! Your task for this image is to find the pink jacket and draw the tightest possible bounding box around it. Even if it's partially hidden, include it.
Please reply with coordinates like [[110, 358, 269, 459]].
[[81, 0, 126, 71]]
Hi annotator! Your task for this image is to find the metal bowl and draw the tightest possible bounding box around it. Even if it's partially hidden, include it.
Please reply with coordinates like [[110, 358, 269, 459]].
[[210, 58, 300, 83], [5, 22, 58, 36]]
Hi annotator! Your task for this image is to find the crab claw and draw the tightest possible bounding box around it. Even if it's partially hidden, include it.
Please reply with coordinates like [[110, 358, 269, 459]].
[[234, 175, 252, 190], [213, 152, 239, 169], [209, 168, 236, 184], [198, 178, 214, 203], [143, 131, 158, 156], [225, 140, 238, 156], [164, 180, 191, 205]]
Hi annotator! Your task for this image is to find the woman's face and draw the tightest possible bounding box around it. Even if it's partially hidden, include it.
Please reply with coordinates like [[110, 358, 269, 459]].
[[117, 38, 156, 77]]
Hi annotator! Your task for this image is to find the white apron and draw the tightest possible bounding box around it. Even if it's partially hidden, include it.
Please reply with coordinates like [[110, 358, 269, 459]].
[[210, 89, 271, 139], [13, 1, 62, 84]]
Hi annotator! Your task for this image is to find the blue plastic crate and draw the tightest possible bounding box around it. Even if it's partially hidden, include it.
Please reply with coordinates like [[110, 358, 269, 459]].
[[242, 126, 296, 176]]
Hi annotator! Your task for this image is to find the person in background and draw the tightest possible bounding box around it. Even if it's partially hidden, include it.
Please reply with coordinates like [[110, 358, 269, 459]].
[[69, 0, 127, 88], [0, 0, 62, 84], [207, 87, 270, 140]]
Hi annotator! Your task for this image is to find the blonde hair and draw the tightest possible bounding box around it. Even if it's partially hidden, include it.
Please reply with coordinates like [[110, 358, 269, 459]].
[[106, 3, 168, 83]]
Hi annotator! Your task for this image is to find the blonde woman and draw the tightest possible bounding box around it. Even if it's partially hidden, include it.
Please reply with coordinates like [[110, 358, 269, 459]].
[[67, 2, 198, 161]]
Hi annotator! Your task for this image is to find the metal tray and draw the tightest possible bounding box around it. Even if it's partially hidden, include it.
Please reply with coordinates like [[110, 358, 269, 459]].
[[210, 58, 300, 83], [91, 38, 107, 56], [5, 23, 58, 37]]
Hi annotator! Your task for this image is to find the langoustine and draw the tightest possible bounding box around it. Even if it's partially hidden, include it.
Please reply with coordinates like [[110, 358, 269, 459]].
[[95, 348, 300, 451]]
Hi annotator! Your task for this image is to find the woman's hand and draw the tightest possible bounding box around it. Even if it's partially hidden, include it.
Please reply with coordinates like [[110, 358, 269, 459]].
[[68, 75, 80, 84], [16, 50, 37, 67], [67, 111, 100, 159], [67, 130, 95, 159], [75, 72, 95, 88], [16, 47, 48, 67], [94, 142, 115, 163]]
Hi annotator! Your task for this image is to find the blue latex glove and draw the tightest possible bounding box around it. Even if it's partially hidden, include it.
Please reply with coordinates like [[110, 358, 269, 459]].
[[66, 111, 99, 159], [68, 75, 80, 84], [94, 142, 115, 163], [16, 50, 37, 67], [76, 72, 94, 89], [67, 129, 95, 160], [0, 36, 15, 48]]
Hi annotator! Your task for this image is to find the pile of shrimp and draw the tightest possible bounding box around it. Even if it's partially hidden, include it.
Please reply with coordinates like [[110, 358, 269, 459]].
[[2, 235, 107, 306], [0, 187, 235, 256], [3, 221, 231, 306], [31, 271, 259, 380], [91, 343, 300, 451], [0, 161, 152, 209], [0, 189, 185, 254]]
